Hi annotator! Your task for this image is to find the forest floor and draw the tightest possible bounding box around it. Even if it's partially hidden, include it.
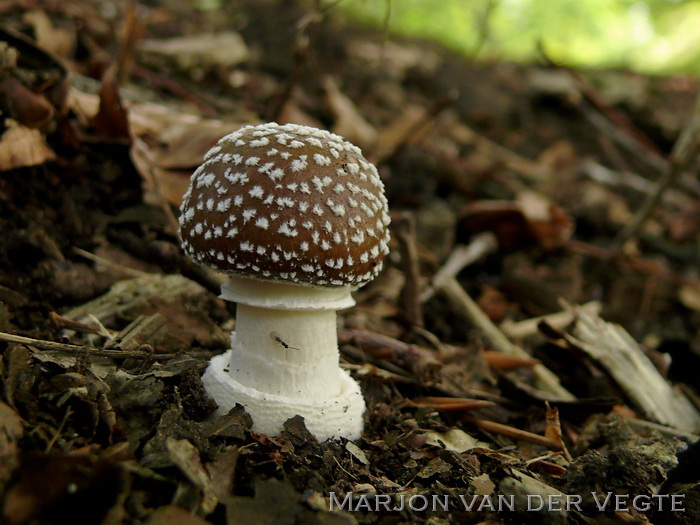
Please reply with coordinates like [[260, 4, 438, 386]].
[[1, 1, 700, 524]]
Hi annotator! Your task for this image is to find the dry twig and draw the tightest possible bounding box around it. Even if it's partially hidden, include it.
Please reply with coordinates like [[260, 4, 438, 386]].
[[0, 331, 176, 360], [609, 92, 700, 256], [462, 415, 566, 452], [439, 278, 575, 400], [421, 232, 498, 303]]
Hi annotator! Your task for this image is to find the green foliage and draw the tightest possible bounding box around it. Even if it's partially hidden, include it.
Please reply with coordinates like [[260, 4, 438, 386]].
[[333, 0, 700, 75]]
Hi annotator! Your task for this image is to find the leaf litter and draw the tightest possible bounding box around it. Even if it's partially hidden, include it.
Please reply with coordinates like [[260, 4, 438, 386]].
[[0, 1, 699, 524]]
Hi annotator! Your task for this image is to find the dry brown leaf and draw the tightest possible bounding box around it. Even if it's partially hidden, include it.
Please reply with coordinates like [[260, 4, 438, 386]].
[[0, 76, 54, 129], [204, 446, 240, 505], [543, 402, 570, 461], [323, 76, 377, 149], [459, 192, 573, 251], [140, 32, 249, 70], [470, 473, 496, 496], [23, 10, 74, 58], [70, 87, 247, 207], [93, 65, 130, 140], [165, 437, 218, 515], [372, 104, 430, 162], [275, 99, 324, 128], [0, 121, 55, 170], [517, 191, 574, 250]]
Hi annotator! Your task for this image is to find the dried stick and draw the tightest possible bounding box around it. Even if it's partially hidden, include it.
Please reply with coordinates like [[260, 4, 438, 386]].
[[339, 328, 441, 383], [0, 331, 176, 360], [421, 232, 498, 303], [609, 92, 700, 257], [73, 246, 152, 278], [500, 300, 601, 340], [449, 122, 551, 181], [392, 212, 424, 327], [439, 278, 575, 400], [461, 415, 565, 452]]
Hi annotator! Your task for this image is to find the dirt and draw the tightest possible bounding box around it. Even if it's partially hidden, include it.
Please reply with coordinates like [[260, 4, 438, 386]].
[[1, 1, 700, 524]]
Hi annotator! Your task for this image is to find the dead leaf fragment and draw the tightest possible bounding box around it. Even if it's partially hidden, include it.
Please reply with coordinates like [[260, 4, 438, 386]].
[[165, 437, 218, 515], [93, 65, 130, 140], [470, 473, 495, 496], [459, 192, 573, 251], [0, 121, 55, 170], [323, 76, 377, 149], [0, 76, 54, 128], [23, 10, 75, 58], [345, 441, 369, 465], [423, 428, 490, 452], [205, 446, 240, 505], [140, 32, 249, 70]]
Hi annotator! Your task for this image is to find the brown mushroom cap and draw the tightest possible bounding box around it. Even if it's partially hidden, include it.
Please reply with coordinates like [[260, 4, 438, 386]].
[[179, 123, 391, 288]]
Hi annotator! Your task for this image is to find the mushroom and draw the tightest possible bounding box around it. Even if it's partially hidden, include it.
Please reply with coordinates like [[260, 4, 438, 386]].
[[179, 122, 390, 441]]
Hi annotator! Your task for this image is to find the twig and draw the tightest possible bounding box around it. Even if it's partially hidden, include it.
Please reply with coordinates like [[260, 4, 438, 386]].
[[0, 331, 177, 360], [421, 232, 498, 303], [581, 159, 693, 207], [339, 328, 441, 383], [73, 246, 152, 278], [568, 69, 664, 159], [499, 300, 601, 340], [449, 121, 551, 181], [625, 418, 699, 443], [439, 278, 575, 400], [461, 415, 565, 452], [411, 396, 496, 411], [609, 92, 700, 257], [392, 212, 423, 328]]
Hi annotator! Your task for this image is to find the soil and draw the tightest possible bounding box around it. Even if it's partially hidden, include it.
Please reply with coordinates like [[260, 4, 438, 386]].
[[1, 1, 700, 524]]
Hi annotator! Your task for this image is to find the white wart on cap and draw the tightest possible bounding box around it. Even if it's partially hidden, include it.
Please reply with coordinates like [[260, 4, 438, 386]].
[[179, 123, 391, 288]]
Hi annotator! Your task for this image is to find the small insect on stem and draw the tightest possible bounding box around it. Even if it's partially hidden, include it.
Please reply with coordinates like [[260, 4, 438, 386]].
[[270, 331, 301, 359]]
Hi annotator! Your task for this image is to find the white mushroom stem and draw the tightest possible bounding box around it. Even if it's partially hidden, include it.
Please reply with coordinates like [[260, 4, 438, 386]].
[[230, 305, 340, 398], [202, 275, 366, 440]]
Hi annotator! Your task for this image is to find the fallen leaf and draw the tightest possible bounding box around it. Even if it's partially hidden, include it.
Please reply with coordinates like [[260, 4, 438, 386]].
[[423, 428, 490, 452], [140, 32, 249, 71], [470, 473, 495, 496], [0, 120, 55, 170], [345, 441, 369, 465], [205, 446, 240, 505], [165, 438, 218, 515], [23, 10, 75, 58], [543, 402, 571, 461], [93, 64, 130, 140], [323, 76, 377, 149]]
